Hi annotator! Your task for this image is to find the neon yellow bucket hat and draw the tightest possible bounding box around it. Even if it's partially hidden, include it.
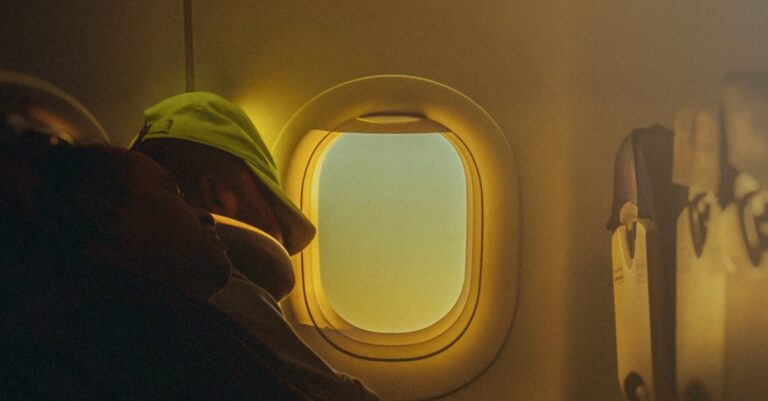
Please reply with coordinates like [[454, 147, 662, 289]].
[[130, 92, 315, 255]]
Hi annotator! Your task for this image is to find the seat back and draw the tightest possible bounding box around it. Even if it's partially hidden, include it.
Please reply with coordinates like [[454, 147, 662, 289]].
[[674, 71, 768, 401], [673, 104, 728, 401], [717, 72, 768, 401], [608, 125, 685, 401]]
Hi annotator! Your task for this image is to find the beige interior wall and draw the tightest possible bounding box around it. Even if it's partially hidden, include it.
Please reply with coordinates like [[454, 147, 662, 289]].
[[0, 0, 186, 146], [3, 1, 768, 400], [192, 1, 768, 400]]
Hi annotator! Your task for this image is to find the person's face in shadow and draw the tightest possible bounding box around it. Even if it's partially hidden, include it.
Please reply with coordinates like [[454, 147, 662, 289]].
[[84, 149, 231, 300], [230, 172, 285, 246]]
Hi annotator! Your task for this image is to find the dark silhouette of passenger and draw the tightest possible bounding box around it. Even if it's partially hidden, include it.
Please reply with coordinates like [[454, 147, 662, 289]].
[[131, 92, 380, 400], [0, 143, 314, 400], [0, 73, 310, 400]]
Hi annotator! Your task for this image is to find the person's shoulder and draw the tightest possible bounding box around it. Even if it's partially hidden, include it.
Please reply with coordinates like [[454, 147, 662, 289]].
[[212, 267, 283, 311]]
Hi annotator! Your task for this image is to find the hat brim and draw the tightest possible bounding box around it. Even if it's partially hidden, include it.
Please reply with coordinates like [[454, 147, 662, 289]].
[[244, 160, 316, 255]]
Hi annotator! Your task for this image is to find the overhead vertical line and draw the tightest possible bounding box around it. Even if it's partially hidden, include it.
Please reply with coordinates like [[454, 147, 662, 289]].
[[183, 0, 195, 92]]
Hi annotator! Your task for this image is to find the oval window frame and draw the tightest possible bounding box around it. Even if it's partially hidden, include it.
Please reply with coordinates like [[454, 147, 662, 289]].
[[273, 75, 520, 400]]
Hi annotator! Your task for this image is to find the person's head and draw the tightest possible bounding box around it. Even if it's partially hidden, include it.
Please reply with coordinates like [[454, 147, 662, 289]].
[[130, 92, 315, 255], [131, 138, 286, 245], [24, 145, 231, 300]]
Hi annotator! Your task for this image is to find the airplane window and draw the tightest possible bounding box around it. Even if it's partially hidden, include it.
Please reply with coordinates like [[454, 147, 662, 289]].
[[275, 75, 519, 399], [317, 133, 467, 333]]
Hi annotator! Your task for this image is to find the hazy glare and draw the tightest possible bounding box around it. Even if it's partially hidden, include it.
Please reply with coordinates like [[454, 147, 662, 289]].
[[318, 133, 467, 333]]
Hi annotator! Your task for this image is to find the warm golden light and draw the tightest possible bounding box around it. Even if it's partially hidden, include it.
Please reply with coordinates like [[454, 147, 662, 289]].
[[317, 133, 467, 333]]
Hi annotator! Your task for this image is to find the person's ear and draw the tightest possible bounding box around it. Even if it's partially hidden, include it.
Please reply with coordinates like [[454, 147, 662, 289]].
[[199, 175, 239, 216]]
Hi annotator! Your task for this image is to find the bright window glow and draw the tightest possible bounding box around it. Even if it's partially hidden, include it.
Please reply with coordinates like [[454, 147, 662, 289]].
[[317, 133, 467, 333]]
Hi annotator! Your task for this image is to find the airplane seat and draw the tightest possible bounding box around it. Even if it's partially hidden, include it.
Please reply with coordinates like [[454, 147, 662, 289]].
[[0, 70, 109, 145], [672, 103, 728, 401], [0, 70, 109, 285], [607, 125, 686, 401], [0, 114, 79, 288], [674, 70, 768, 401], [715, 71, 768, 401]]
